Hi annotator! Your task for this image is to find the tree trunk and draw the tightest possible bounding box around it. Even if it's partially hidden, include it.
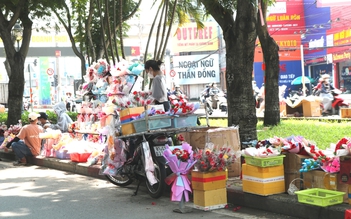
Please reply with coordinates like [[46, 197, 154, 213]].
[[200, 0, 258, 143], [256, 0, 280, 126], [0, 7, 32, 126], [8, 53, 25, 126], [119, 0, 125, 59]]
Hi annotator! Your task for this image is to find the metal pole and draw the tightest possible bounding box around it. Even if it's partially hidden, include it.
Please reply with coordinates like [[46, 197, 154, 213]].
[[56, 56, 60, 102], [28, 64, 33, 112], [300, 44, 306, 96]]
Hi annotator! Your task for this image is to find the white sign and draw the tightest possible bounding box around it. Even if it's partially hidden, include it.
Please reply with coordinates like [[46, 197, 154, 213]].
[[309, 36, 325, 49], [172, 54, 220, 85], [267, 2, 287, 14], [317, 0, 351, 7]]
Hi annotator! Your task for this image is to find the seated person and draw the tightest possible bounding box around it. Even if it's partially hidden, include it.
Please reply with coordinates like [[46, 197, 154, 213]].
[[7, 112, 44, 166], [49, 102, 73, 132], [38, 112, 51, 129]]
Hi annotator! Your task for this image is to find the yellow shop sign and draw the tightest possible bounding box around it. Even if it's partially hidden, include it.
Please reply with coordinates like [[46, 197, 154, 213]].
[[333, 52, 351, 61]]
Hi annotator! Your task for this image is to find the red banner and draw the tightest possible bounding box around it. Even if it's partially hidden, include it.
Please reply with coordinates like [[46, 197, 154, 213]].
[[266, 0, 305, 35], [254, 35, 301, 62]]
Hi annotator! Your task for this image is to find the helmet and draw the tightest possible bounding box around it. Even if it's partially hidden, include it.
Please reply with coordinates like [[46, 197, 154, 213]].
[[175, 84, 180, 88]]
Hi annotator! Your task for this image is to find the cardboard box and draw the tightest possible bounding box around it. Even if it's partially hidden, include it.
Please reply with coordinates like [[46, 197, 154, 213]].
[[193, 188, 227, 211], [226, 159, 241, 177], [191, 170, 227, 191], [187, 127, 240, 150], [280, 101, 286, 117], [283, 153, 310, 191], [302, 100, 321, 117], [341, 108, 351, 118], [120, 107, 145, 123], [120, 107, 145, 135], [339, 156, 351, 184], [242, 163, 285, 196], [184, 127, 241, 177], [303, 170, 348, 203]]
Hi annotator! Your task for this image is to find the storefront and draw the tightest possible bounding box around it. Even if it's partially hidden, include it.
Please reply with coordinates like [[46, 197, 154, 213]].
[[332, 51, 351, 93]]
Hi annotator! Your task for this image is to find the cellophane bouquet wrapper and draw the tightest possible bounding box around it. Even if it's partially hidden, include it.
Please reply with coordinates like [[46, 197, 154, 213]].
[[163, 143, 196, 202]]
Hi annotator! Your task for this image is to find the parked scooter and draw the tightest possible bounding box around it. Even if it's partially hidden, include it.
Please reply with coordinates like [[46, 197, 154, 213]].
[[331, 89, 348, 114], [23, 97, 31, 111], [104, 129, 173, 198]]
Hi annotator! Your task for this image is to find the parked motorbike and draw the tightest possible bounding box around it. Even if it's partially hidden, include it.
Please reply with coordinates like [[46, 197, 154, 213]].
[[104, 131, 173, 198], [66, 99, 77, 112], [331, 90, 348, 115], [23, 97, 31, 111], [200, 94, 213, 115]]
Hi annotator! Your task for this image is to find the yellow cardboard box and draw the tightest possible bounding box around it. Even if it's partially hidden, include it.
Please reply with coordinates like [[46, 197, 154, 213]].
[[191, 171, 227, 191], [242, 163, 285, 196], [193, 188, 227, 211], [120, 107, 145, 135]]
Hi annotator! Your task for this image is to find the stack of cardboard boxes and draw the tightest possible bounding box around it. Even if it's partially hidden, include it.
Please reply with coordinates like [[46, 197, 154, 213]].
[[242, 155, 286, 196], [284, 153, 349, 203]]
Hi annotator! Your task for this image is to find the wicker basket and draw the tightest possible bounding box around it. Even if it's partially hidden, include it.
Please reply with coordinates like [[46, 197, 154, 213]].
[[288, 178, 304, 195]]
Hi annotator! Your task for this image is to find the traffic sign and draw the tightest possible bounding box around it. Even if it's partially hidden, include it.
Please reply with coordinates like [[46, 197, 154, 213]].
[[47, 68, 54, 76], [170, 70, 176, 77]]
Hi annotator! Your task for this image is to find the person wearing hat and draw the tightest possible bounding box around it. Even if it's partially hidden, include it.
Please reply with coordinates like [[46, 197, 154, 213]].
[[172, 84, 183, 97], [6, 112, 44, 166], [38, 112, 51, 129], [320, 74, 334, 114]]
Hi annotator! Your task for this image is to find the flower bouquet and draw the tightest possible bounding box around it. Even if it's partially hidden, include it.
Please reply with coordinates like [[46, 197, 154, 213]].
[[163, 142, 196, 202], [0, 121, 22, 152], [193, 143, 238, 172], [333, 137, 351, 156], [321, 156, 340, 173]]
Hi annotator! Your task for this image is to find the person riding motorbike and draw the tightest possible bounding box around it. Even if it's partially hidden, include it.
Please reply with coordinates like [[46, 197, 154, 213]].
[[209, 83, 220, 110], [172, 85, 183, 97], [200, 85, 212, 115], [320, 74, 335, 115]]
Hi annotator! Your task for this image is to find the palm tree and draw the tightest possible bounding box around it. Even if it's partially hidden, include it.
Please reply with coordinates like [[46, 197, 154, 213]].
[[143, 0, 205, 89]]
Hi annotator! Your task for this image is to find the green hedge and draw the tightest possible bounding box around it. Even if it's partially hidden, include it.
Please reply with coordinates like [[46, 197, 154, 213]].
[[3, 111, 78, 126]]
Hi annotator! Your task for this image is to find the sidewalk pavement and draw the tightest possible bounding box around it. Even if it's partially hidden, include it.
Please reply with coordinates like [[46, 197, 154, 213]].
[[0, 150, 349, 219]]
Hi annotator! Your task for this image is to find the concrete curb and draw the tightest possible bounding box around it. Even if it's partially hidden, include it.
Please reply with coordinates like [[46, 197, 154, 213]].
[[1, 150, 350, 218], [226, 186, 349, 219]]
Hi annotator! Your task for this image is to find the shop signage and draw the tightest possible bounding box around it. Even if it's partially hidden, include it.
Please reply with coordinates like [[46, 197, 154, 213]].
[[333, 29, 351, 46], [172, 54, 219, 85], [171, 22, 218, 53], [333, 51, 351, 62], [317, 0, 351, 7], [254, 35, 301, 62], [266, 0, 305, 35], [305, 57, 326, 65]]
